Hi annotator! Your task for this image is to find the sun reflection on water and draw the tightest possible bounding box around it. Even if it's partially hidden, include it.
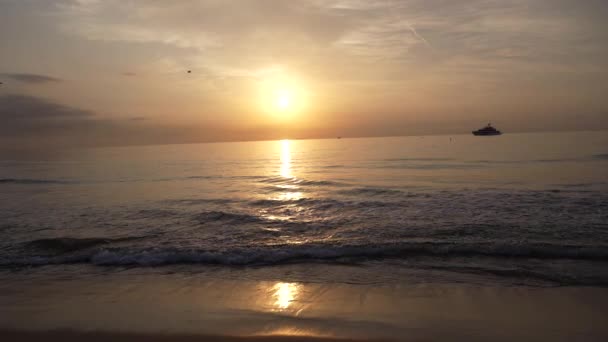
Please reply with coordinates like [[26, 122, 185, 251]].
[[280, 139, 292, 178], [277, 191, 303, 201], [277, 139, 302, 201]]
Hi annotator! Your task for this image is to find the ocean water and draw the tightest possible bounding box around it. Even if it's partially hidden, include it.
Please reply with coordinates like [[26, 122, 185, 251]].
[[1, 131, 607, 286]]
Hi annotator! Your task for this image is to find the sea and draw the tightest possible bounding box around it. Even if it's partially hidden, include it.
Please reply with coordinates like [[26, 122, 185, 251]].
[[1, 131, 607, 288]]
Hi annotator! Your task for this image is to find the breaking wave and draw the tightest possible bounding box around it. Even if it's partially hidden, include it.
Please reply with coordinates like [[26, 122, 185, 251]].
[[7, 241, 608, 267], [25, 236, 144, 254], [383, 158, 452, 162], [163, 198, 235, 205], [258, 176, 342, 187], [0, 178, 69, 185], [194, 211, 264, 224], [337, 187, 404, 196]]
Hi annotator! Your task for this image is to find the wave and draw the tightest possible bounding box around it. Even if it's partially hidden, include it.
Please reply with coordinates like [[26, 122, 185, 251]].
[[163, 198, 235, 205], [383, 158, 452, 162], [8, 241, 608, 267], [535, 158, 579, 163], [469, 158, 587, 165], [258, 176, 298, 184], [337, 187, 404, 196], [184, 176, 217, 180], [381, 163, 484, 170], [194, 211, 263, 224], [131, 209, 180, 219], [247, 197, 399, 211], [0, 178, 69, 185], [260, 185, 300, 193], [559, 183, 594, 188], [25, 236, 144, 254], [249, 197, 344, 208], [296, 179, 342, 186], [423, 264, 608, 286], [258, 176, 342, 187], [149, 175, 267, 182], [230, 175, 268, 180]]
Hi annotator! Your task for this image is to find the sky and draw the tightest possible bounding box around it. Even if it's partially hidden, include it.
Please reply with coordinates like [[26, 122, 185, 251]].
[[1, 0, 608, 148]]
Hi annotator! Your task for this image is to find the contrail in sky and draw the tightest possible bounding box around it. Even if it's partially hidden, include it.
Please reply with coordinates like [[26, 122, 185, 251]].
[[389, 0, 432, 48], [406, 23, 432, 48]]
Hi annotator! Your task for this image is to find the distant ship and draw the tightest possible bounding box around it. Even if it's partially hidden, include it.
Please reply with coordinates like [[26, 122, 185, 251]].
[[472, 123, 502, 136]]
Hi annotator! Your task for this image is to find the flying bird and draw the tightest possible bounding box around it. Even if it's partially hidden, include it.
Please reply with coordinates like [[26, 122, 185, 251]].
[[187, 70, 192, 74]]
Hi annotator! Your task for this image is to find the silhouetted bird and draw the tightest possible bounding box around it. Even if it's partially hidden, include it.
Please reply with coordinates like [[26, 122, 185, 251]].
[[187, 70, 192, 74]]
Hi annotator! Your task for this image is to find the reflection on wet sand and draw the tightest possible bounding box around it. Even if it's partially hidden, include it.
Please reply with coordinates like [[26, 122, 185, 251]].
[[3, 274, 607, 340], [254, 326, 328, 338], [272, 282, 301, 311]]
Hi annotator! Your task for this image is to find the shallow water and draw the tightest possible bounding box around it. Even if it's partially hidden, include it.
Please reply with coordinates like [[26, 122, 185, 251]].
[[1, 131, 607, 286]]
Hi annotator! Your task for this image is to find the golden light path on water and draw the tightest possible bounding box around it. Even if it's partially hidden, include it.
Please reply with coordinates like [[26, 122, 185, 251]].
[[270, 139, 338, 246], [258, 140, 302, 224], [280, 139, 292, 178], [278, 139, 302, 201]]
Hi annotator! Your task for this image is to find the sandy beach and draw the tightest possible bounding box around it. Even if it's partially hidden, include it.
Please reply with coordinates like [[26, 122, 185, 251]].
[[0, 330, 386, 342], [1, 267, 607, 342]]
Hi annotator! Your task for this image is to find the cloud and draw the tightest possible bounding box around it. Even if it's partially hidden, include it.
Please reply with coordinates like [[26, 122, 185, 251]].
[[0, 95, 93, 120], [0, 95, 282, 150], [55, 0, 353, 48], [51, 0, 359, 77], [0, 95, 114, 147], [50, 0, 608, 80], [1, 73, 62, 84], [0, 95, 115, 150]]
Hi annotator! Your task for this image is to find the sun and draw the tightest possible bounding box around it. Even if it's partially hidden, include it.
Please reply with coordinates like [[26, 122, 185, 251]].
[[275, 89, 292, 111], [256, 73, 309, 118]]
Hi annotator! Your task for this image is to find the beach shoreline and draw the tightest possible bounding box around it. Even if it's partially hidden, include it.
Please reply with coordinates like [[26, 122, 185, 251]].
[[2, 268, 607, 341], [0, 330, 388, 342]]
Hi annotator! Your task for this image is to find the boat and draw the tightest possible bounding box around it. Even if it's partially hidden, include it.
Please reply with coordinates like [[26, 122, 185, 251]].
[[472, 123, 502, 136]]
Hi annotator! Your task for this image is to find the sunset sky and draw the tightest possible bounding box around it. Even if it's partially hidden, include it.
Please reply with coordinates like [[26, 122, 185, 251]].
[[1, 0, 607, 148]]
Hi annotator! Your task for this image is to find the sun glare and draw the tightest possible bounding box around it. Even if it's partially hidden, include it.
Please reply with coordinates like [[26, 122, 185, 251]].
[[257, 73, 309, 118], [276, 90, 292, 111]]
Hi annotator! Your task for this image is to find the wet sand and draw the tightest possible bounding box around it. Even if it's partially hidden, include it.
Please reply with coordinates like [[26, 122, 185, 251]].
[[1, 268, 607, 341], [0, 330, 385, 342]]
